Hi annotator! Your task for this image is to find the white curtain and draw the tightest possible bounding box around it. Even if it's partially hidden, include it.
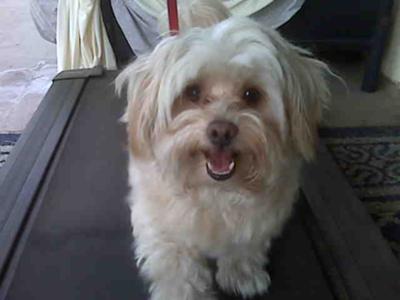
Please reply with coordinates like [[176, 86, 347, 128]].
[[57, 0, 117, 71]]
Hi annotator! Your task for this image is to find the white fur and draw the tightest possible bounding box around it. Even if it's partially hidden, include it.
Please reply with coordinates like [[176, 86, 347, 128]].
[[116, 1, 330, 299]]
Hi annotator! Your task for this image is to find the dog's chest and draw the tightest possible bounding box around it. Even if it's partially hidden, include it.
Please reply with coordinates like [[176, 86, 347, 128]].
[[166, 193, 269, 255]]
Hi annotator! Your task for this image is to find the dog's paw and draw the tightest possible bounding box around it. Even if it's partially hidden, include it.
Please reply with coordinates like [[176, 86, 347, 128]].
[[216, 259, 271, 298]]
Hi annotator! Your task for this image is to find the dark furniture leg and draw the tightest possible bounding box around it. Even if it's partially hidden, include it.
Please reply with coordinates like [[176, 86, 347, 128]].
[[361, 0, 394, 92], [100, 0, 135, 68]]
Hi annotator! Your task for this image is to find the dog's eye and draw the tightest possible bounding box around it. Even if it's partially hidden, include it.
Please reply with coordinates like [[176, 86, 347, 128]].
[[184, 84, 201, 102], [242, 87, 261, 104]]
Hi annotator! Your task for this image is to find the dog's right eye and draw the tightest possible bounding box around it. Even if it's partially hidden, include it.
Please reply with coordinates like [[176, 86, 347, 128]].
[[242, 87, 262, 104], [184, 84, 201, 102]]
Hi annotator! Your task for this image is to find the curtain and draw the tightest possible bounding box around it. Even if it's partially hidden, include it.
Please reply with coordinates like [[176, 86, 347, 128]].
[[57, 0, 117, 71]]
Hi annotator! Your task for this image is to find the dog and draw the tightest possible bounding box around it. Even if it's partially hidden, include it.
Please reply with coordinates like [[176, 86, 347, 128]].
[[116, 1, 330, 299]]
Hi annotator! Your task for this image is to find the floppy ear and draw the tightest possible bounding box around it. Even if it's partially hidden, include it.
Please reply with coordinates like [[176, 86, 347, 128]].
[[115, 56, 159, 159], [116, 35, 191, 159], [270, 32, 330, 161]]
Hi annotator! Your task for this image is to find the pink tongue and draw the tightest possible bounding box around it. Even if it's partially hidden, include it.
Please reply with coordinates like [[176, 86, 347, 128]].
[[208, 151, 233, 172]]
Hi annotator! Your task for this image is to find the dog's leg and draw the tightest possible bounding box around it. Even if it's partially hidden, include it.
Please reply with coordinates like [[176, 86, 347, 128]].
[[136, 239, 215, 300], [216, 245, 271, 297]]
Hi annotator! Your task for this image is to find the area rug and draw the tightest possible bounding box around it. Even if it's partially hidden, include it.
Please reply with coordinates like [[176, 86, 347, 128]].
[[321, 127, 400, 259], [0, 134, 20, 169]]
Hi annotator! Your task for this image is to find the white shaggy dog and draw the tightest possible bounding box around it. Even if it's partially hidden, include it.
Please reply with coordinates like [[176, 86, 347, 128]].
[[116, 1, 330, 299]]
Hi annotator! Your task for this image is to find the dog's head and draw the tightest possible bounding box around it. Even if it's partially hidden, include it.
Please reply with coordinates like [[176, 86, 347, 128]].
[[116, 18, 329, 192]]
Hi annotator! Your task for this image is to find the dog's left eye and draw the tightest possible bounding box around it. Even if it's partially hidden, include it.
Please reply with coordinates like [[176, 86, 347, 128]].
[[184, 84, 201, 102], [242, 87, 261, 104]]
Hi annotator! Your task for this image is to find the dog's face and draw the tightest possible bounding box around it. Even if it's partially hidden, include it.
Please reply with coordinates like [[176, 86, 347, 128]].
[[117, 18, 329, 192], [159, 66, 280, 191]]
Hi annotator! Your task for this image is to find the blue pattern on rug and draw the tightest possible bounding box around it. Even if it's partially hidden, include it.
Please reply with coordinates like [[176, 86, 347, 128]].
[[321, 127, 400, 258], [0, 134, 20, 168], [328, 143, 400, 188]]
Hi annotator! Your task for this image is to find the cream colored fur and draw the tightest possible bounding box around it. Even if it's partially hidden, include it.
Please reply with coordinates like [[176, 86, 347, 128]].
[[116, 1, 330, 299]]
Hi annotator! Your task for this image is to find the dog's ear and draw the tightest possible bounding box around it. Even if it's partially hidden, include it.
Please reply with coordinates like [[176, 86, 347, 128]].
[[115, 56, 159, 159], [116, 37, 190, 159], [269, 32, 330, 161]]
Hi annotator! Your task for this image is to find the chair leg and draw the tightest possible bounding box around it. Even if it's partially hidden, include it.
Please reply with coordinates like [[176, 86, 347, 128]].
[[361, 0, 394, 93], [100, 0, 136, 68]]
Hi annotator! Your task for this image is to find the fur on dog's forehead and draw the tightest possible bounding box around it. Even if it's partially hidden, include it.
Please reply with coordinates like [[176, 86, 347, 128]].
[[164, 17, 282, 81]]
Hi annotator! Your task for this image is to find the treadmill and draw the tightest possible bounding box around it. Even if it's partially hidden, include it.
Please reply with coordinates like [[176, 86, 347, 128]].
[[0, 67, 399, 300]]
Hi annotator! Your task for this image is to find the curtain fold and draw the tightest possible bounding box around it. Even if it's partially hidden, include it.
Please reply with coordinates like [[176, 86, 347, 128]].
[[57, 0, 117, 71]]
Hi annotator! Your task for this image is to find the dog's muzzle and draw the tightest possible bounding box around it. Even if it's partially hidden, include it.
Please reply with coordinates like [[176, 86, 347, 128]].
[[205, 120, 238, 181]]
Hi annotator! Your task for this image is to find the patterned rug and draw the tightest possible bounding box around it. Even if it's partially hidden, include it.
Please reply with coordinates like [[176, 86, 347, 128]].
[[1, 129, 400, 258], [0, 134, 20, 168], [321, 127, 400, 259]]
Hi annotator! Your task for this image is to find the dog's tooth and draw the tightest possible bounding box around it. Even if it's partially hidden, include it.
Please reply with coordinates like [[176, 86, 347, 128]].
[[207, 160, 235, 175]]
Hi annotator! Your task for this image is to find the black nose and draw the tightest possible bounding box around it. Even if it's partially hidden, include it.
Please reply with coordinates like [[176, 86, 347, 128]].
[[206, 120, 239, 147]]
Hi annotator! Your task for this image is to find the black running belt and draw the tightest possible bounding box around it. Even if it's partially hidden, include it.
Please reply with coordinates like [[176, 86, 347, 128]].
[[0, 67, 399, 300]]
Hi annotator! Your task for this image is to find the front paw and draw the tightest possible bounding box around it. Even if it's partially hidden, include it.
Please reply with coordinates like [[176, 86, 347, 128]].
[[216, 259, 271, 298]]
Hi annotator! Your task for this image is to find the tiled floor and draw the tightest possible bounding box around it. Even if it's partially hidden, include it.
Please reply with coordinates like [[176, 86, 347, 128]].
[[0, 0, 56, 71], [0, 0, 56, 133]]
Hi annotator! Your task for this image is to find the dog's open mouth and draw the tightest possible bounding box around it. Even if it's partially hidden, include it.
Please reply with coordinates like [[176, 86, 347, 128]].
[[205, 150, 236, 181]]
